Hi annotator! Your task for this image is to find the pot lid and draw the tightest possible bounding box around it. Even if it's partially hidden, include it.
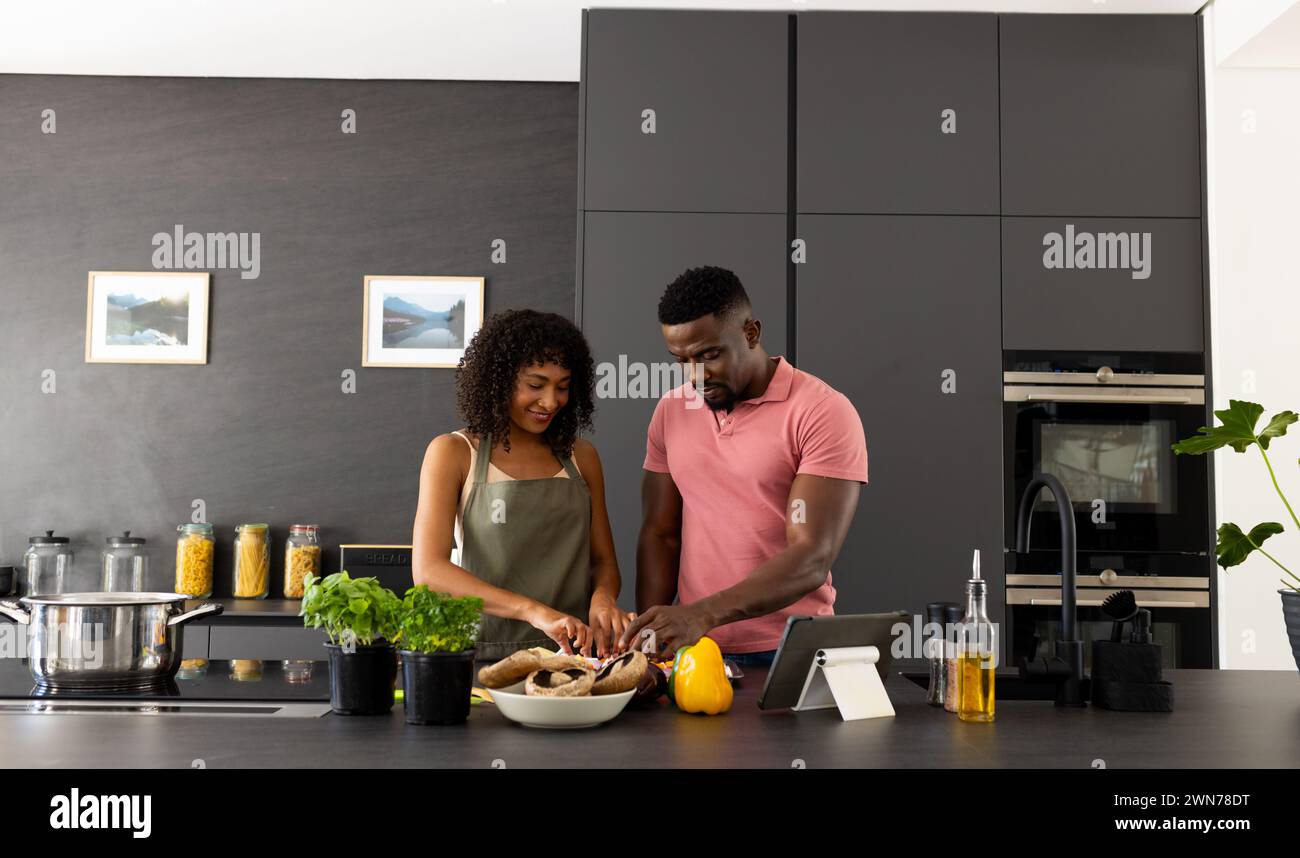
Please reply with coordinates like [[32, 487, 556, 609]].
[[29, 530, 69, 545], [19, 592, 190, 607], [107, 530, 146, 546]]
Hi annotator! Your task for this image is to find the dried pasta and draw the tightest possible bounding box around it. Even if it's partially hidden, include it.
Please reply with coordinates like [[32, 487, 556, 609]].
[[284, 544, 320, 598], [234, 527, 269, 598], [175, 534, 214, 596]]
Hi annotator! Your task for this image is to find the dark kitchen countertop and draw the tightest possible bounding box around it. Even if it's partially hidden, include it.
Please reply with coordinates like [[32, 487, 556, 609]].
[[0, 666, 1296, 768]]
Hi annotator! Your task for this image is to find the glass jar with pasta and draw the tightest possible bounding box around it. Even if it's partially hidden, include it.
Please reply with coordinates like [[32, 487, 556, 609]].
[[283, 524, 321, 599], [232, 523, 271, 599], [174, 523, 215, 597]]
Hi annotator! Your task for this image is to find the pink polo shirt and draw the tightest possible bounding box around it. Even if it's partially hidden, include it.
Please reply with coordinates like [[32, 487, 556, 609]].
[[643, 356, 868, 653]]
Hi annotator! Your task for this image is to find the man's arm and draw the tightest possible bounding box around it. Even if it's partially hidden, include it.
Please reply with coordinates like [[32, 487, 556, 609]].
[[621, 472, 859, 655], [635, 470, 683, 612], [694, 472, 858, 627]]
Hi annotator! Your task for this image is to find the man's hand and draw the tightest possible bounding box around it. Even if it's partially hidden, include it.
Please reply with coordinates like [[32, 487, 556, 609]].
[[588, 592, 634, 659], [619, 603, 713, 658]]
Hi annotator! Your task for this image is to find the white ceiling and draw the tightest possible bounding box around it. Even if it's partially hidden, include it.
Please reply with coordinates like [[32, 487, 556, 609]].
[[0, 0, 1205, 82]]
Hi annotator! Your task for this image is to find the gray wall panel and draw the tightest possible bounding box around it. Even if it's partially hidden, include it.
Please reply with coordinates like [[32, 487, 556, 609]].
[[0, 76, 578, 596]]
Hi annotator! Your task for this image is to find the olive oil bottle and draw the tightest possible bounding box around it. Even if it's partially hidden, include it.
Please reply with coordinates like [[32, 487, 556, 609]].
[[957, 549, 997, 723]]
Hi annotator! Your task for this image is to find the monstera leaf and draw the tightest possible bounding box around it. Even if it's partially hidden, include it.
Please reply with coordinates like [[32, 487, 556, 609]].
[[1172, 400, 1298, 455], [1216, 522, 1285, 569]]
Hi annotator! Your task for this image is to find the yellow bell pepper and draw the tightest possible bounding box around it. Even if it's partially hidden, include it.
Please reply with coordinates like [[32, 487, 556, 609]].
[[668, 636, 733, 715]]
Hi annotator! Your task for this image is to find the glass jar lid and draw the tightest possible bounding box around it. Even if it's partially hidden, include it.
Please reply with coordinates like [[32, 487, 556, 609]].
[[106, 530, 146, 546], [177, 523, 214, 535], [29, 530, 69, 545], [288, 524, 318, 534], [236, 523, 269, 532]]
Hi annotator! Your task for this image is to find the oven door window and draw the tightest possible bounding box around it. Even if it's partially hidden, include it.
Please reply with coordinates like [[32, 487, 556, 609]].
[[1008, 401, 1209, 553]]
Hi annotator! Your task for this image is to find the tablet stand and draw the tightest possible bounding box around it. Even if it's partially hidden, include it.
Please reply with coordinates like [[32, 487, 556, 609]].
[[792, 645, 895, 721]]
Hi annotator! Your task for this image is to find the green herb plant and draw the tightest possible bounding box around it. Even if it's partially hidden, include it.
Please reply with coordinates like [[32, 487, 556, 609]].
[[394, 585, 483, 654], [1172, 399, 1300, 592], [300, 571, 402, 646]]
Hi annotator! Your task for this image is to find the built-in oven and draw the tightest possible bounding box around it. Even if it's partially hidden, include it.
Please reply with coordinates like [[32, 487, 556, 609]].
[[1005, 350, 1210, 554], [1003, 350, 1215, 669], [1007, 568, 1212, 669]]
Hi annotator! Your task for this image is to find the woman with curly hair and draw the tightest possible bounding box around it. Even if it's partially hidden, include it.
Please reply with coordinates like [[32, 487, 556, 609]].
[[411, 308, 631, 661]]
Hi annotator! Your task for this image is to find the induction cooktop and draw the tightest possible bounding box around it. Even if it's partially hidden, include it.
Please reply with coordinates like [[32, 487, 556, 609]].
[[0, 659, 332, 716]]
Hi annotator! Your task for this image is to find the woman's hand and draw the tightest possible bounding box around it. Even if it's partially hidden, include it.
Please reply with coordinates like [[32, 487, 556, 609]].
[[528, 604, 594, 656], [588, 592, 635, 659]]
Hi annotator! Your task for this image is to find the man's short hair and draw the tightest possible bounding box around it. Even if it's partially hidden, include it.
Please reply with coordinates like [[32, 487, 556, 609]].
[[657, 266, 752, 326]]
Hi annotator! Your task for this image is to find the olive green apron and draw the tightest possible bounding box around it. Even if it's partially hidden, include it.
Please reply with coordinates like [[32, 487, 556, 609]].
[[460, 432, 592, 662]]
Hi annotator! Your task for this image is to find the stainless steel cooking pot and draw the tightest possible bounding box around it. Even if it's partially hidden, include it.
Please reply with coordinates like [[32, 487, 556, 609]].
[[0, 592, 223, 690]]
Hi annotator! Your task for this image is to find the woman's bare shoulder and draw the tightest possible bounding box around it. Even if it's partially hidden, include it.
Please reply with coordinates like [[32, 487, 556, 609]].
[[570, 437, 603, 471], [424, 431, 474, 472]]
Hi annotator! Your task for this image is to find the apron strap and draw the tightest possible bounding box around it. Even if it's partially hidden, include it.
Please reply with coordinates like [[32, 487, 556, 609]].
[[472, 431, 494, 485], [558, 450, 584, 484]]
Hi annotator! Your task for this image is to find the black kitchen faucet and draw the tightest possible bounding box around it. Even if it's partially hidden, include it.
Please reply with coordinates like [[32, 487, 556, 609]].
[[1015, 473, 1088, 707]]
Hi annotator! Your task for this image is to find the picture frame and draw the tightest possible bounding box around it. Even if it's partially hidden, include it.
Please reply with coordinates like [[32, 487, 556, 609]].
[[85, 271, 210, 365], [362, 275, 485, 368]]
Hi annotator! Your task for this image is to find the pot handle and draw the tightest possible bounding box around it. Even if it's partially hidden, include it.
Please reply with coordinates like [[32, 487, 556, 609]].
[[0, 599, 30, 625], [168, 602, 224, 627]]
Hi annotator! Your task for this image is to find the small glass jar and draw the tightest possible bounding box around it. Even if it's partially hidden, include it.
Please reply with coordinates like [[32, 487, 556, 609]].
[[22, 531, 73, 596], [175, 523, 215, 597], [102, 531, 148, 592], [283, 524, 321, 599], [230, 659, 263, 682], [232, 524, 270, 599]]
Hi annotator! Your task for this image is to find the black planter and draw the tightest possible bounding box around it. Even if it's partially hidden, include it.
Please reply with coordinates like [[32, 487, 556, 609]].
[[325, 642, 398, 715], [400, 649, 476, 725], [1282, 590, 1300, 675]]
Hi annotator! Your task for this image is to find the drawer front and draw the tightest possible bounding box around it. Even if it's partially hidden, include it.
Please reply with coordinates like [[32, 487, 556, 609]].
[[208, 627, 329, 660]]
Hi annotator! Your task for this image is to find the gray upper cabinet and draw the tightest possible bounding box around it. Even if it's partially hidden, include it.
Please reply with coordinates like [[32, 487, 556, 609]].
[[797, 215, 1003, 623], [1002, 217, 1203, 352], [1000, 14, 1202, 217], [798, 13, 999, 215], [581, 212, 787, 603], [582, 10, 788, 213]]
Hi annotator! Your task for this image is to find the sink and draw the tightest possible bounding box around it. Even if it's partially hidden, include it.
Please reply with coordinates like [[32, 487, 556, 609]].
[[900, 670, 1090, 701]]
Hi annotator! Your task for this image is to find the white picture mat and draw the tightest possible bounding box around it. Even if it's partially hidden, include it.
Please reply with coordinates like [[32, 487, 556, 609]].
[[363, 275, 484, 368], [85, 271, 209, 364]]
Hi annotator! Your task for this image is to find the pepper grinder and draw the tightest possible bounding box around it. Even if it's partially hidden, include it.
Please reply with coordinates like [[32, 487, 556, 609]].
[[926, 601, 959, 707]]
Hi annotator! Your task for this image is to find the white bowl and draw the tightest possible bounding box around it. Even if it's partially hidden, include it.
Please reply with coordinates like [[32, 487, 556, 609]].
[[487, 681, 636, 729]]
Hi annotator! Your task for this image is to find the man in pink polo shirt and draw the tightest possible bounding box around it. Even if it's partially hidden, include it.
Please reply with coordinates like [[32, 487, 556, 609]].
[[619, 266, 868, 665]]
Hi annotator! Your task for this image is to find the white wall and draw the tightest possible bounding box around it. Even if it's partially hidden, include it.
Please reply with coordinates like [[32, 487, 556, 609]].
[[1206, 2, 1300, 669], [0, 0, 1203, 82]]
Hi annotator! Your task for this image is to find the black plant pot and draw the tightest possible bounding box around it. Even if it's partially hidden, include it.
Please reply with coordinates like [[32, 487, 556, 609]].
[[1282, 590, 1300, 675], [325, 642, 398, 715], [400, 649, 476, 725]]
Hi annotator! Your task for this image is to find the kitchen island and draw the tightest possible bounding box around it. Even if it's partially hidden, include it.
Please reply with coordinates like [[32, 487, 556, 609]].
[[0, 665, 1296, 768]]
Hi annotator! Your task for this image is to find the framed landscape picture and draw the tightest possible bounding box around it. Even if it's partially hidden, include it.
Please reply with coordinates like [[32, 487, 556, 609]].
[[85, 271, 210, 365], [362, 275, 485, 368]]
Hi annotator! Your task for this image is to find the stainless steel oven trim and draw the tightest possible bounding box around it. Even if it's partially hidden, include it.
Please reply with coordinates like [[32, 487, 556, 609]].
[[1003, 385, 1205, 405], [1007, 573, 1210, 590], [1003, 371, 1205, 387], [1007, 588, 1209, 608]]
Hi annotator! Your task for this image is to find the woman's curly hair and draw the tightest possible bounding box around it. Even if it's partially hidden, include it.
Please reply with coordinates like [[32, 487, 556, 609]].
[[455, 309, 595, 456]]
